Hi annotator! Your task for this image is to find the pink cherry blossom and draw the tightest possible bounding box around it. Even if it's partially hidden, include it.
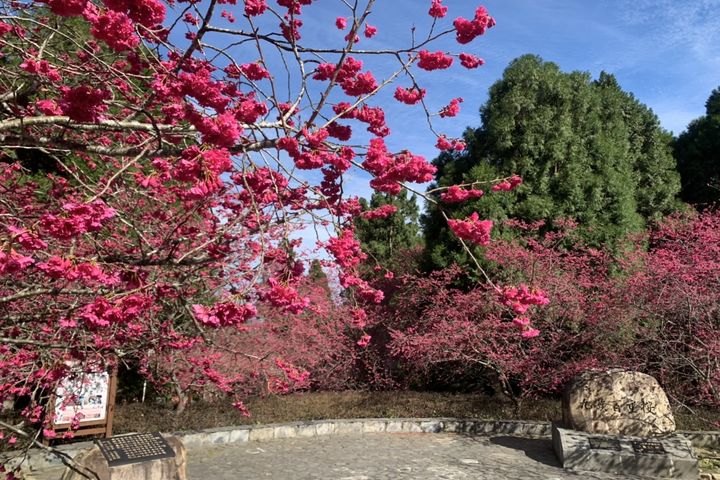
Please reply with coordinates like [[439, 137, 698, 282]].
[[429, 0, 448, 18], [439, 97, 463, 118], [459, 53, 484, 69], [394, 86, 426, 105], [447, 212, 493, 245], [440, 185, 484, 203], [417, 50, 454, 71]]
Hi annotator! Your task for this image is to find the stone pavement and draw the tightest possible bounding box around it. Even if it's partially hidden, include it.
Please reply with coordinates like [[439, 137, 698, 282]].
[[186, 432, 649, 479]]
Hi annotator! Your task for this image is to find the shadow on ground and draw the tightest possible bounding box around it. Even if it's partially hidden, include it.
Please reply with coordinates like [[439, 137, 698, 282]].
[[488, 436, 561, 468]]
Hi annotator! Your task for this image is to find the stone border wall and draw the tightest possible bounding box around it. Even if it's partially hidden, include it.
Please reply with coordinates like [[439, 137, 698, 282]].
[[3, 418, 718, 472]]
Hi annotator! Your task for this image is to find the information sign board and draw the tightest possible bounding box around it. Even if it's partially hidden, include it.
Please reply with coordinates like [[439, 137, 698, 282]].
[[53, 371, 110, 426], [96, 432, 175, 467]]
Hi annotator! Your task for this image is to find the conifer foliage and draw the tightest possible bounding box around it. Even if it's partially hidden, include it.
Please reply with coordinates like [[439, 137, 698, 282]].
[[675, 87, 720, 207], [423, 55, 681, 269]]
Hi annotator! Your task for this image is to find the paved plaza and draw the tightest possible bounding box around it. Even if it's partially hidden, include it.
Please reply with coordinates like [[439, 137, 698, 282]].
[[185, 432, 648, 479]]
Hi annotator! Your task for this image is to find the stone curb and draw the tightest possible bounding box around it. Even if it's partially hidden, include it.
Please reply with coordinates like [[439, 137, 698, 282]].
[[3, 419, 719, 472]]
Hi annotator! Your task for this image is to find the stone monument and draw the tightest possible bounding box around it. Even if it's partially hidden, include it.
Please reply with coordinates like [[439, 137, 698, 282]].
[[553, 369, 698, 479], [60, 433, 186, 480], [563, 369, 676, 437]]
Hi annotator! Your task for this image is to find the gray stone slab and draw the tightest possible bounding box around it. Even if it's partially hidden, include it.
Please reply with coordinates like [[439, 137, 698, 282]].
[[333, 420, 364, 435], [180, 432, 209, 448], [273, 424, 298, 439], [385, 420, 404, 433], [553, 424, 698, 479], [420, 420, 443, 433], [401, 420, 423, 433], [314, 421, 335, 436], [247, 426, 274, 442], [228, 428, 249, 443], [294, 423, 317, 438], [361, 420, 387, 433], [206, 430, 231, 444]]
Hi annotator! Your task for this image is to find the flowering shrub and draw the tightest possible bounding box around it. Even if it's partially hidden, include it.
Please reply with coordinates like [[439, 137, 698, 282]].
[[387, 213, 720, 410], [620, 211, 720, 409], [151, 271, 378, 409], [384, 267, 538, 399]]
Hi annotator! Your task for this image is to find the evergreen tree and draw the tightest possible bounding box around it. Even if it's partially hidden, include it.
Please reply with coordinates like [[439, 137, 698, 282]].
[[675, 87, 720, 207], [354, 191, 421, 268], [423, 55, 680, 270]]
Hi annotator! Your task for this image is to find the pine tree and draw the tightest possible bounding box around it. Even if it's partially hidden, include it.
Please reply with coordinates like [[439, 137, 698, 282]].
[[675, 87, 720, 207], [423, 55, 681, 270], [354, 191, 422, 269]]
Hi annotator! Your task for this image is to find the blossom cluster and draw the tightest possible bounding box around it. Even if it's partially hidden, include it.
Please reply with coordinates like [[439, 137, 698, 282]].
[[440, 185, 484, 203], [492, 175, 523, 191], [325, 229, 366, 270], [313, 57, 378, 97], [334, 102, 389, 137], [500, 284, 549, 338], [439, 97, 463, 118], [20, 59, 62, 82], [428, 0, 448, 18], [59, 86, 111, 122], [435, 135, 466, 151], [459, 53, 484, 69], [394, 86, 426, 105], [40, 201, 116, 240], [269, 358, 310, 394], [361, 204, 398, 220], [362, 139, 436, 194], [453, 6, 495, 44], [191, 303, 257, 328], [417, 50, 454, 71], [447, 212, 493, 245], [263, 279, 311, 314]]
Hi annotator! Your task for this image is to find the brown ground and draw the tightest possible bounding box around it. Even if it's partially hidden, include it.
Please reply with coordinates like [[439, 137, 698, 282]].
[[111, 391, 720, 434], [1, 391, 717, 454]]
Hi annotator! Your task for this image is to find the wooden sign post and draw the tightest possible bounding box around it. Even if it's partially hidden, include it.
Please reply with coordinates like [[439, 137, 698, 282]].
[[46, 365, 118, 444]]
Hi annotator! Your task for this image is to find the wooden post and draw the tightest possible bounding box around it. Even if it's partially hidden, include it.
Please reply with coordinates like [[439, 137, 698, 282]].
[[104, 364, 118, 438]]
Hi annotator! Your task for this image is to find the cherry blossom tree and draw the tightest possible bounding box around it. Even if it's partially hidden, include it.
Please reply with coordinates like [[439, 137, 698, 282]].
[[0, 0, 537, 465]]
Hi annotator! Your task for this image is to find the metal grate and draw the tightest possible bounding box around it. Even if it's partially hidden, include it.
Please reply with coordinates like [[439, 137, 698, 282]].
[[96, 432, 175, 467]]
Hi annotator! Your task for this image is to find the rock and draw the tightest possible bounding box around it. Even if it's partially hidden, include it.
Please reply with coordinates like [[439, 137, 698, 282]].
[[552, 424, 698, 479], [562, 369, 675, 437], [61, 436, 186, 480]]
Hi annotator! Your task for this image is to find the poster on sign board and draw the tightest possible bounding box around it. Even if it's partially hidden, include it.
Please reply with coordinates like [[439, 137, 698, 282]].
[[53, 370, 109, 426]]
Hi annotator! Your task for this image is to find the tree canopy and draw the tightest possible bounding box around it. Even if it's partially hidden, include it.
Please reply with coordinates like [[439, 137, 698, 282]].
[[423, 55, 681, 269], [354, 191, 421, 270], [675, 86, 720, 207]]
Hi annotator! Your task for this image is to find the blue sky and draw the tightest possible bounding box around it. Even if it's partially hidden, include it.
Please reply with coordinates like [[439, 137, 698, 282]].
[[473, 0, 720, 135], [195, 0, 719, 178], [249, 0, 719, 199], [189, 1, 720, 254], [348, 0, 720, 159]]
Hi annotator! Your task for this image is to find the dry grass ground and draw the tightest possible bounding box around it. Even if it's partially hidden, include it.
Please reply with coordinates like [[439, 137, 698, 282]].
[[112, 391, 720, 434], [1, 391, 716, 453]]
